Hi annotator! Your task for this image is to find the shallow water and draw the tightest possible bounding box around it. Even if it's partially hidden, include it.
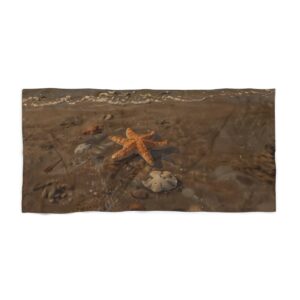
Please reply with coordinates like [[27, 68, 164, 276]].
[[22, 89, 275, 212]]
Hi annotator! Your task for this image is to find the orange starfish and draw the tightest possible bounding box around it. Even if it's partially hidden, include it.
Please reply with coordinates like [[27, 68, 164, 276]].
[[109, 128, 168, 165]]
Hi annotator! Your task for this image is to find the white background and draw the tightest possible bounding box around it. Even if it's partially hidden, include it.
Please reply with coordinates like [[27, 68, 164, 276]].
[[0, 0, 299, 299]]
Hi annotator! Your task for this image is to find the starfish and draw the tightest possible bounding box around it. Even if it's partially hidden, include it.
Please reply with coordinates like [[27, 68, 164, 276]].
[[109, 128, 168, 165]]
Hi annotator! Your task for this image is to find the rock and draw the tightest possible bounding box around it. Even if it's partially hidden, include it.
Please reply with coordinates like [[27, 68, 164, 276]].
[[82, 124, 102, 135], [182, 188, 195, 198], [85, 133, 108, 146], [131, 188, 148, 199], [103, 114, 113, 120], [160, 119, 169, 125], [142, 170, 177, 193], [74, 143, 91, 154], [45, 183, 70, 203]]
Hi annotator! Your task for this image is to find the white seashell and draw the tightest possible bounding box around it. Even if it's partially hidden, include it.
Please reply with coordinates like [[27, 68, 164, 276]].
[[74, 143, 91, 154], [142, 170, 177, 193]]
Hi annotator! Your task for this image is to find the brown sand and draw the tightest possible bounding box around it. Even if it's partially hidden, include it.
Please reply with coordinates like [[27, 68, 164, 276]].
[[22, 89, 275, 212]]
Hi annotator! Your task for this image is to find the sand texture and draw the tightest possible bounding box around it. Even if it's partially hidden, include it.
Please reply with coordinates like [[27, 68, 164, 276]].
[[22, 89, 275, 212]]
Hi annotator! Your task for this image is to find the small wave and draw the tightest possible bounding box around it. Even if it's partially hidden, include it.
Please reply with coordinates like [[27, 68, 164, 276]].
[[22, 89, 274, 108]]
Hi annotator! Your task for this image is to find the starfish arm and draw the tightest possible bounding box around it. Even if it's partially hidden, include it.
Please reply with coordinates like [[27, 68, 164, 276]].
[[111, 143, 136, 160], [136, 140, 154, 165], [141, 130, 155, 139], [144, 139, 168, 149], [110, 128, 168, 165], [126, 128, 139, 139], [109, 135, 128, 146]]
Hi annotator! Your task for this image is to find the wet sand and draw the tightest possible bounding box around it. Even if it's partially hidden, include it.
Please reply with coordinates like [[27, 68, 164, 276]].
[[22, 89, 275, 212]]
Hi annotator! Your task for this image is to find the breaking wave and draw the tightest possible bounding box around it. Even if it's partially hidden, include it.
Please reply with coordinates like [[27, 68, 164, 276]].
[[22, 89, 274, 108]]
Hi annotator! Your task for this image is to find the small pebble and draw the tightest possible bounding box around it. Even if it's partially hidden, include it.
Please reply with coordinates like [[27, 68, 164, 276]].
[[103, 114, 113, 120], [74, 143, 91, 154]]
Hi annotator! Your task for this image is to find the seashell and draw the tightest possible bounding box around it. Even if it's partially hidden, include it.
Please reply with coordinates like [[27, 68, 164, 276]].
[[74, 143, 91, 154], [103, 114, 113, 120], [142, 170, 177, 193]]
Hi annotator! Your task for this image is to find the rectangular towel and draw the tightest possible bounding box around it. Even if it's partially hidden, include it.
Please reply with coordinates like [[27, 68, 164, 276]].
[[22, 89, 275, 212]]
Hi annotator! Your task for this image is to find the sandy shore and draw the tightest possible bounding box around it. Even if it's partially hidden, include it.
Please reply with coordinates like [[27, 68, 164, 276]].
[[22, 89, 275, 212]]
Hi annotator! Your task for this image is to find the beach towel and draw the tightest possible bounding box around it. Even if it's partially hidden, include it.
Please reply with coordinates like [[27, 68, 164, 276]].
[[22, 89, 275, 212]]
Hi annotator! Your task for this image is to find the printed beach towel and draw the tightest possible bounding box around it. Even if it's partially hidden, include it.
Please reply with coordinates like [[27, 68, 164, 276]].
[[22, 89, 275, 212]]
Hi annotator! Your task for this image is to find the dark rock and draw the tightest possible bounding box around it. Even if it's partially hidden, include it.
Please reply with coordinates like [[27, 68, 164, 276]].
[[160, 119, 170, 125]]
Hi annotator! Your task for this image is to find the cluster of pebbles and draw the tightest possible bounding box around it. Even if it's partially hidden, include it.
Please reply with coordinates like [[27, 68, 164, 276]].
[[41, 182, 73, 204]]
